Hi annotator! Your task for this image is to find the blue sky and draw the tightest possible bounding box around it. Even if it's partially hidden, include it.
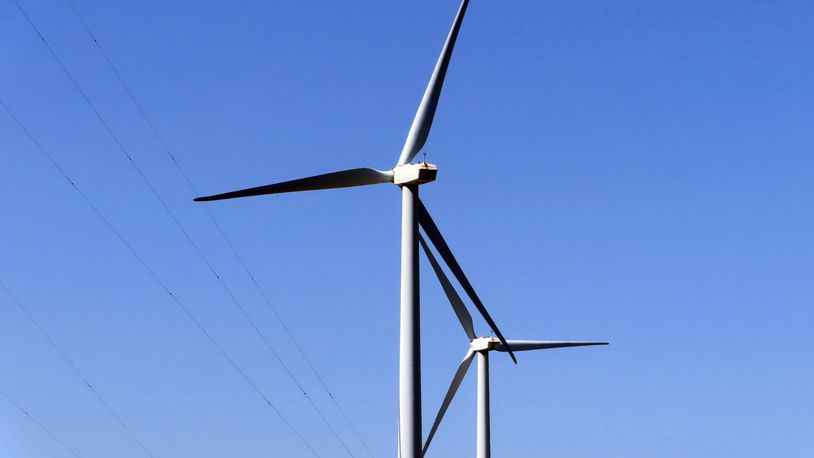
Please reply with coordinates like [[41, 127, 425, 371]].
[[1, 0, 812, 456]]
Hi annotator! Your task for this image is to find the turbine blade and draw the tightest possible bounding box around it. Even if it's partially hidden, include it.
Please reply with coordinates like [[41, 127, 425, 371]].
[[397, 0, 471, 166], [422, 349, 475, 456], [497, 340, 609, 352], [417, 199, 517, 363], [194, 168, 394, 202], [419, 234, 476, 341]]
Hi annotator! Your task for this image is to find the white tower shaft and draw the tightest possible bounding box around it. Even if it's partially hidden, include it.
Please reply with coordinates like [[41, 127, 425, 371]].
[[477, 350, 491, 458], [400, 184, 422, 457]]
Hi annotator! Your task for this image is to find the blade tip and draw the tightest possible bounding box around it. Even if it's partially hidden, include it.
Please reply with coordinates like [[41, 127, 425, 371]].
[[503, 344, 517, 364]]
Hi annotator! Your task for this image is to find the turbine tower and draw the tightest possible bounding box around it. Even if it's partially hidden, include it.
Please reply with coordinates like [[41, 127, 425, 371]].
[[194, 1, 515, 456], [419, 235, 608, 457]]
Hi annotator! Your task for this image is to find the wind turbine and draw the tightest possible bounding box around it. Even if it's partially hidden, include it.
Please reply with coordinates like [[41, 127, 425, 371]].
[[418, 235, 608, 458], [194, 1, 515, 456]]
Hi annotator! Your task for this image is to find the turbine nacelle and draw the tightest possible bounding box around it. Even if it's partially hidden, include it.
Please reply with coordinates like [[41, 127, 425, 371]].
[[470, 337, 500, 352], [393, 162, 438, 186]]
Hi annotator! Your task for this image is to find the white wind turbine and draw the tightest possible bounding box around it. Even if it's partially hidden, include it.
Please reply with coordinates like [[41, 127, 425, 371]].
[[418, 235, 608, 458], [194, 1, 516, 456]]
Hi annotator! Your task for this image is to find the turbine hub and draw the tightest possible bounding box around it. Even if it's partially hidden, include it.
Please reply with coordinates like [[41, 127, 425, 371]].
[[393, 162, 437, 186], [470, 337, 500, 352]]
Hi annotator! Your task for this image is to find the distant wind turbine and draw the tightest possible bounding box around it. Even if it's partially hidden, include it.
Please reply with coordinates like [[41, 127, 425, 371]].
[[194, 1, 515, 456], [418, 235, 608, 458]]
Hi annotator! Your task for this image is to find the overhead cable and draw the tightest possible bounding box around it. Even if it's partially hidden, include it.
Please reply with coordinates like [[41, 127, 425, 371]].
[[0, 98, 319, 458], [13, 0, 353, 454], [1, 162, 154, 458], [0, 386, 82, 458], [62, 1, 374, 455]]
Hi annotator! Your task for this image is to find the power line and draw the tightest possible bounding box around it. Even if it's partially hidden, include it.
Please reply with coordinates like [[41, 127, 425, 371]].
[[0, 279, 152, 457], [65, 0, 371, 454], [13, 0, 357, 455], [0, 99, 319, 458], [62, 1, 374, 455], [0, 387, 82, 458]]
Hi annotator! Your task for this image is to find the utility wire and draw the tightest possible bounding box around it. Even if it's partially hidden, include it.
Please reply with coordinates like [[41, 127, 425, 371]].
[[0, 387, 82, 458], [63, 1, 374, 455], [0, 278, 152, 457], [0, 99, 319, 458], [13, 1, 356, 455]]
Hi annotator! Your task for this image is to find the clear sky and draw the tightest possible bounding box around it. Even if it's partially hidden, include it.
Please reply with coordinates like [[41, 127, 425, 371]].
[[1, 0, 812, 457]]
